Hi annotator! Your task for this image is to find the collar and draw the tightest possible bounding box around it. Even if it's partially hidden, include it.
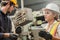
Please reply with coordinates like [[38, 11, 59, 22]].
[[0, 10, 7, 16], [44, 20, 57, 30]]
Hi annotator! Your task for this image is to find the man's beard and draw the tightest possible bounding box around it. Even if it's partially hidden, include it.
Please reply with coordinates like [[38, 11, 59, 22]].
[[7, 11, 10, 13], [6, 11, 10, 15]]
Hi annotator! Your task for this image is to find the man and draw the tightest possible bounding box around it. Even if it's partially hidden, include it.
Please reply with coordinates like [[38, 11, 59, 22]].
[[0, 0, 18, 40]]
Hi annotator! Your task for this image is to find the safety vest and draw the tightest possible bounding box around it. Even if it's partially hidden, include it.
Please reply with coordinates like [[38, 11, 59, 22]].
[[50, 22, 59, 36]]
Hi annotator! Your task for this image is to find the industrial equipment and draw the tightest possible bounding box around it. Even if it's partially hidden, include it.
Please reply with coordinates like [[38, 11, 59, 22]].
[[10, 8, 33, 40], [10, 8, 47, 40]]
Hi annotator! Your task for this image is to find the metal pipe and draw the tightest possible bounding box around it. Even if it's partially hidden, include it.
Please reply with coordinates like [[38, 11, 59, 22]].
[[21, 0, 24, 9]]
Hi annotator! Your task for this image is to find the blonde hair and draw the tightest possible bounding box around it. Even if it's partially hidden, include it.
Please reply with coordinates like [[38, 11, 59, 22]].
[[51, 10, 59, 20]]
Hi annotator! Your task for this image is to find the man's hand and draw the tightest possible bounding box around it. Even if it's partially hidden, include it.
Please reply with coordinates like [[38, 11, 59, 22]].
[[3, 33, 10, 38]]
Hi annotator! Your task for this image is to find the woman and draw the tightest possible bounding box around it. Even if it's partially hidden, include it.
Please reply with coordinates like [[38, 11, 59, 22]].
[[42, 3, 60, 40]]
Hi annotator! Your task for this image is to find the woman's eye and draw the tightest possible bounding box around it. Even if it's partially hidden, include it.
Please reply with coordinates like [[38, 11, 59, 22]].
[[46, 11, 49, 14]]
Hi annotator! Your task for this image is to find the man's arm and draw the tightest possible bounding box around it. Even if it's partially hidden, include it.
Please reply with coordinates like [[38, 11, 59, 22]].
[[0, 17, 10, 38], [0, 33, 10, 38]]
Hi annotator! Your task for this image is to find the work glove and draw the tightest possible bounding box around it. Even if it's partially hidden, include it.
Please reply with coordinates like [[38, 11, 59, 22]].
[[39, 30, 52, 40], [10, 33, 18, 40]]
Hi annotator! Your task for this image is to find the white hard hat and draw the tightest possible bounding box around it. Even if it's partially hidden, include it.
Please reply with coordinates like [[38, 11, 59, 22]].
[[45, 3, 60, 13]]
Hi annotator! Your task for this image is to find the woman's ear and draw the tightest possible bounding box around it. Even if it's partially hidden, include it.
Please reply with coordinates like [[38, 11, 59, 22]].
[[54, 13, 58, 20], [54, 14, 56, 17]]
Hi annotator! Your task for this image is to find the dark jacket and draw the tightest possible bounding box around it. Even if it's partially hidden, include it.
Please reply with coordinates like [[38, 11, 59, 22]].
[[0, 10, 12, 40]]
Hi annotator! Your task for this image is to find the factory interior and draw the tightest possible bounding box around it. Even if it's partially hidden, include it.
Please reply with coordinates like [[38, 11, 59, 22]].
[[0, 0, 60, 40]]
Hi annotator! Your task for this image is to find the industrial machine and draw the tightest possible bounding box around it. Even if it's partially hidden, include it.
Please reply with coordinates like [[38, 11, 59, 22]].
[[10, 8, 47, 40], [10, 8, 33, 40]]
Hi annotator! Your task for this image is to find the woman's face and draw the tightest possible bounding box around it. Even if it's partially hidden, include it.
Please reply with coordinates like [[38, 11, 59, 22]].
[[43, 9, 55, 22]]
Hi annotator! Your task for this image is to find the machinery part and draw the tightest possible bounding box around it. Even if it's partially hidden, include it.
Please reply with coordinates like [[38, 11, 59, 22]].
[[15, 26, 22, 34], [36, 16, 45, 21], [10, 8, 32, 27], [11, 9, 27, 27], [10, 8, 33, 40], [27, 32, 34, 40], [39, 30, 52, 40]]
